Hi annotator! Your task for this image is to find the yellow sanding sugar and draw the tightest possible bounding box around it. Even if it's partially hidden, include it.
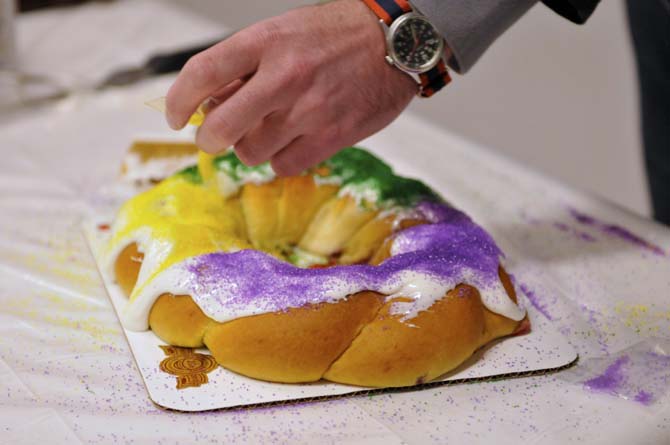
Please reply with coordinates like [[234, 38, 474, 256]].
[[198, 150, 217, 185], [614, 302, 670, 334], [107, 176, 250, 302]]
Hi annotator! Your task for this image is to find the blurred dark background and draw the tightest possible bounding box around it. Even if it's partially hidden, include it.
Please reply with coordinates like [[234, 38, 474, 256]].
[[18, 0, 111, 12]]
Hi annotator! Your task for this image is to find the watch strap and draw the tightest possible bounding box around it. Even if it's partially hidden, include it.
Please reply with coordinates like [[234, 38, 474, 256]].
[[362, 0, 411, 25], [418, 60, 451, 98], [362, 0, 451, 97]]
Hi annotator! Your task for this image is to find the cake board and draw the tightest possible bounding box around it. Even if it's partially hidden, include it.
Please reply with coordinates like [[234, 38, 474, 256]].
[[83, 216, 577, 412]]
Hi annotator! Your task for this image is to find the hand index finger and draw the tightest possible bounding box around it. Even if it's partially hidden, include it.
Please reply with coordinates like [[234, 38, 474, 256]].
[[165, 32, 261, 129]]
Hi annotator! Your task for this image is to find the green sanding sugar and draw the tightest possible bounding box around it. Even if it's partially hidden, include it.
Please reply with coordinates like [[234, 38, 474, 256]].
[[318, 147, 440, 207], [212, 150, 275, 183], [175, 165, 203, 184], [382, 176, 441, 207], [321, 147, 393, 182], [173, 146, 440, 208]]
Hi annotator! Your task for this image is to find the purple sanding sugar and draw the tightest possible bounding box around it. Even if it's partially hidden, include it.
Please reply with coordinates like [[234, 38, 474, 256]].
[[554, 222, 570, 231], [583, 356, 630, 395], [581, 352, 669, 406], [183, 201, 505, 313], [568, 208, 666, 256], [552, 222, 597, 242], [634, 390, 653, 405], [518, 283, 553, 321]]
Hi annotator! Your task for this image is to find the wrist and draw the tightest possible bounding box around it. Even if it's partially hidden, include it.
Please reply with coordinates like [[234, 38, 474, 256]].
[[359, 0, 452, 97], [323, 0, 420, 96]]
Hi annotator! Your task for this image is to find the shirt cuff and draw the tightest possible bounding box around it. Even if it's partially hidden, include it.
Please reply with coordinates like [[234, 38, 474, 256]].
[[411, 0, 538, 73]]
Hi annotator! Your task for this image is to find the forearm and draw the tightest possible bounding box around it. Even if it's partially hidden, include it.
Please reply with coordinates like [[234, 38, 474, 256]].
[[412, 0, 537, 73]]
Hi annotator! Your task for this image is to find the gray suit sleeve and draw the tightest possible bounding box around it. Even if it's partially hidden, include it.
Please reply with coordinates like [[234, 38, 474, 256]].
[[411, 0, 538, 73]]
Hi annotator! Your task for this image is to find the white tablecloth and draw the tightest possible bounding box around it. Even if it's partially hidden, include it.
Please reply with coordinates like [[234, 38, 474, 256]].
[[1, 1, 669, 443]]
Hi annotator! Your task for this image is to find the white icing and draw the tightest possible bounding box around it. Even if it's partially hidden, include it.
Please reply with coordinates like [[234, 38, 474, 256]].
[[289, 247, 329, 268], [377, 206, 418, 230], [243, 164, 276, 184], [121, 152, 196, 184], [120, 266, 193, 331], [313, 174, 342, 187], [213, 158, 276, 197], [337, 180, 381, 206], [103, 226, 170, 296], [119, 251, 526, 332], [215, 170, 240, 198]]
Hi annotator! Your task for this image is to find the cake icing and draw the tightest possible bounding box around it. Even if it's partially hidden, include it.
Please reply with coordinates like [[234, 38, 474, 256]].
[[104, 172, 249, 301], [107, 147, 526, 331]]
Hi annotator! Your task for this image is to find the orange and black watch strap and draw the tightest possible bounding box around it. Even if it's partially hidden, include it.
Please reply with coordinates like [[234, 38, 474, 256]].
[[419, 61, 451, 98], [362, 0, 412, 25], [362, 0, 451, 97]]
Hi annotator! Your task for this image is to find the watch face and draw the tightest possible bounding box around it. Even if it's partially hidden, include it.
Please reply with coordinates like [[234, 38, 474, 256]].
[[389, 14, 444, 73]]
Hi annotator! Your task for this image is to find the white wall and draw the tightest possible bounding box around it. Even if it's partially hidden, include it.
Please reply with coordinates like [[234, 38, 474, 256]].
[[172, 0, 649, 216], [410, 1, 648, 216]]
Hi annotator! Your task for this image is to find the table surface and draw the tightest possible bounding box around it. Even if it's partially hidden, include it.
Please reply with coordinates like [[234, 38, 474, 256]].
[[1, 1, 669, 444]]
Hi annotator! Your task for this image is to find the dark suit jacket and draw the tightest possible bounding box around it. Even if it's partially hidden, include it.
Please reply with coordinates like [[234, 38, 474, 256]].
[[412, 0, 602, 72], [542, 0, 601, 24]]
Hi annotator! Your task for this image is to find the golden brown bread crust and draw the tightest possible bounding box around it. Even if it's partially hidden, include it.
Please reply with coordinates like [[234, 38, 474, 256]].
[[298, 195, 377, 256], [114, 243, 143, 296], [203, 291, 384, 383], [340, 215, 395, 264], [241, 180, 284, 252], [149, 294, 212, 348], [114, 242, 525, 387], [125, 141, 198, 163], [120, 141, 198, 181], [324, 283, 520, 386], [276, 176, 339, 248]]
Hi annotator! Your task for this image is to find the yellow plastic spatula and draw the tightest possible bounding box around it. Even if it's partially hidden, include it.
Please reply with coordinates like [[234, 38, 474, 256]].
[[145, 96, 217, 184], [145, 96, 207, 127]]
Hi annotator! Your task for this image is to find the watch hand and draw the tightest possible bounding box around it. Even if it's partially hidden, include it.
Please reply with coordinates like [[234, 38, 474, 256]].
[[409, 44, 417, 59], [411, 25, 418, 46]]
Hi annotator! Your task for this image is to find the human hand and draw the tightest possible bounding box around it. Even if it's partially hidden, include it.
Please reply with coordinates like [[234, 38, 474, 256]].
[[165, 0, 417, 175]]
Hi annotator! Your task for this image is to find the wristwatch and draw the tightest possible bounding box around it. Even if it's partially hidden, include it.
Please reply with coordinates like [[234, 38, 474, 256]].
[[361, 0, 451, 97]]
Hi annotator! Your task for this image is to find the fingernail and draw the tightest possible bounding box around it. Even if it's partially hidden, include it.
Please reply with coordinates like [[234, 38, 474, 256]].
[[166, 113, 183, 130], [196, 127, 222, 154]]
